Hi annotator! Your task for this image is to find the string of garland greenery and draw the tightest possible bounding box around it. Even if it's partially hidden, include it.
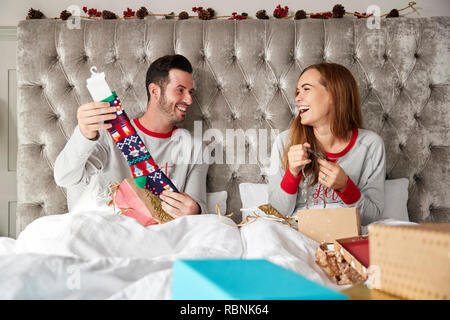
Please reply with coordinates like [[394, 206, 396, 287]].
[[26, 2, 418, 21]]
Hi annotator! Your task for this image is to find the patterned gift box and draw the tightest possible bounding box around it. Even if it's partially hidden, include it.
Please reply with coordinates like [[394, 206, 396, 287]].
[[368, 223, 450, 300]]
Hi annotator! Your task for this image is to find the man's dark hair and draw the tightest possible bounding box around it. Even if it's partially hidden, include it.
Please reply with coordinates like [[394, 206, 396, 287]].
[[145, 54, 193, 101]]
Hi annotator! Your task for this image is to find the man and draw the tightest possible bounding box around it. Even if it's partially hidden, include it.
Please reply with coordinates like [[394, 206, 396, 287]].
[[54, 54, 208, 217]]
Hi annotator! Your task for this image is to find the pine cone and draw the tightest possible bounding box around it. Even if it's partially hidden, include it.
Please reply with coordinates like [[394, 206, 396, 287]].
[[27, 8, 44, 19], [60, 10, 72, 21], [178, 11, 189, 20], [256, 9, 269, 20], [332, 4, 345, 18], [102, 10, 117, 20], [207, 8, 215, 19], [294, 10, 307, 20], [198, 9, 211, 20], [387, 9, 399, 18], [136, 6, 149, 19]]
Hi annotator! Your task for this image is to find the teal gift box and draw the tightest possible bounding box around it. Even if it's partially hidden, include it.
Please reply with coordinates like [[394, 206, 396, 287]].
[[172, 259, 347, 300]]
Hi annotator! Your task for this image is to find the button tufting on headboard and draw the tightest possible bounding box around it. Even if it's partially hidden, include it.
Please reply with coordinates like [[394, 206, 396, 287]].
[[15, 18, 450, 234]]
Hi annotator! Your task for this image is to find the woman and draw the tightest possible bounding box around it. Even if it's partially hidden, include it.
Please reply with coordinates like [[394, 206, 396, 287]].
[[268, 62, 386, 226]]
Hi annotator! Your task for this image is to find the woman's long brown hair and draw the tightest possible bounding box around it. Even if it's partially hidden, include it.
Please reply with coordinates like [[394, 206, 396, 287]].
[[282, 62, 363, 186]]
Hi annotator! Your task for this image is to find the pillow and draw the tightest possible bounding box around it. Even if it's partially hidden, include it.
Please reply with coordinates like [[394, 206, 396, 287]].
[[238, 183, 268, 219], [380, 178, 410, 222], [206, 191, 227, 215], [238, 179, 410, 222]]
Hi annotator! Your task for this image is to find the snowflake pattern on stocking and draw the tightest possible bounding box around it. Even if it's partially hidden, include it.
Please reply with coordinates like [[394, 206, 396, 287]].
[[104, 92, 179, 196]]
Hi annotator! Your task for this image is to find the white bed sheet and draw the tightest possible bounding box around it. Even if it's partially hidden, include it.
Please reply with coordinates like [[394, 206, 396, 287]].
[[0, 205, 414, 299]]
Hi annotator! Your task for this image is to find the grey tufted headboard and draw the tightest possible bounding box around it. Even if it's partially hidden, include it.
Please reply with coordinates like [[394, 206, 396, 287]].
[[16, 18, 450, 235]]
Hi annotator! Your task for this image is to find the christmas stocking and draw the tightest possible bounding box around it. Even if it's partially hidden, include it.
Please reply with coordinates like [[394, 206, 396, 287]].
[[86, 66, 179, 196]]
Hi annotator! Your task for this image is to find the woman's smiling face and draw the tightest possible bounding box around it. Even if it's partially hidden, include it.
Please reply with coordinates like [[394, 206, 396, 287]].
[[295, 68, 334, 128]]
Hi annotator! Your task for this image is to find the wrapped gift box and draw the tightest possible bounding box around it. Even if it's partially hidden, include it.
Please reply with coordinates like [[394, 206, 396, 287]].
[[172, 259, 348, 300], [297, 207, 361, 243], [369, 223, 450, 300], [113, 178, 173, 226]]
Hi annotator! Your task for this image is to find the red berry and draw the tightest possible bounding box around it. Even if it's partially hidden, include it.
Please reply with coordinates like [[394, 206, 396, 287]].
[[83, 6, 87, 13]]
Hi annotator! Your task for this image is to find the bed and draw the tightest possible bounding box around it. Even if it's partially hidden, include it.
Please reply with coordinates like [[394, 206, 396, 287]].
[[1, 17, 449, 299]]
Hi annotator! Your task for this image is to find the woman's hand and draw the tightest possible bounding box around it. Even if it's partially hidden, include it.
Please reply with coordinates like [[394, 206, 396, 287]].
[[317, 158, 348, 191], [159, 190, 200, 218], [287, 142, 312, 177]]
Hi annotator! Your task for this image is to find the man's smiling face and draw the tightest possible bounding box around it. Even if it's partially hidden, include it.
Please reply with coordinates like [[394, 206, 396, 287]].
[[158, 69, 194, 125]]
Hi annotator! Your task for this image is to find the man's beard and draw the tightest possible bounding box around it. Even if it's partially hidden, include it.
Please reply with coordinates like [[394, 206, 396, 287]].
[[158, 90, 184, 125]]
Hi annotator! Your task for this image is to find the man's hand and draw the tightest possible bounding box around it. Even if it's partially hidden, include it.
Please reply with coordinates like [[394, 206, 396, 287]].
[[77, 102, 117, 140], [159, 190, 201, 218], [317, 158, 348, 192]]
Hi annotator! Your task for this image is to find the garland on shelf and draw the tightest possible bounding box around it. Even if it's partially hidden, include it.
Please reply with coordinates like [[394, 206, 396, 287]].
[[26, 2, 418, 22]]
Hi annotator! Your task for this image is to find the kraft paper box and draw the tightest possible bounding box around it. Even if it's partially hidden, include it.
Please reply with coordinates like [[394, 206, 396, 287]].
[[315, 240, 367, 286], [297, 207, 361, 243], [333, 235, 369, 280], [369, 223, 450, 300], [114, 178, 173, 226], [172, 259, 348, 300]]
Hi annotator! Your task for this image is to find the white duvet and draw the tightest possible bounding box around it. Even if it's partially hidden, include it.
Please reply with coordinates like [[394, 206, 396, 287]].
[[0, 205, 413, 299]]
